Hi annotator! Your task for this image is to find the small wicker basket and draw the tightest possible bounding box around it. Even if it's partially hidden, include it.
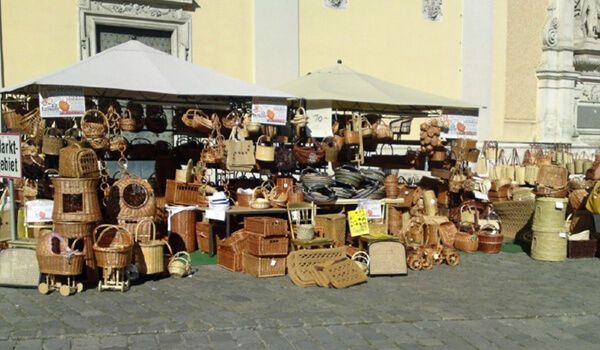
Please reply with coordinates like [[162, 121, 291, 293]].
[[168, 251, 191, 278]]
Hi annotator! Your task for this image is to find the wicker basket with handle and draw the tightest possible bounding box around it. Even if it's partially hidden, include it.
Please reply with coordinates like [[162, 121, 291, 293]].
[[287, 185, 305, 204], [454, 222, 479, 253], [93, 225, 134, 269], [2, 106, 23, 129], [81, 109, 107, 138], [42, 128, 65, 155], [182, 109, 214, 134], [168, 251, 191, 278], [134, 218, 166, 275]]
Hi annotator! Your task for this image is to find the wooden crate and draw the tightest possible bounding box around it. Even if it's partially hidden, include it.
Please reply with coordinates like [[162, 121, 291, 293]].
[[217, 244, 242, 272], [242, 252, 286, 278], [315, 214, 346, 243]]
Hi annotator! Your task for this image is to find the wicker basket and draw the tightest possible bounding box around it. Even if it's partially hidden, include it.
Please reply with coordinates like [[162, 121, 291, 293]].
[[36, 232, 85, 276], [119, 109, 142, 132], [165, 179, 207, 206], [170, 209, 197, 253], [81, 109, 107, 138], [53, 221, 95, 239], [286, 247, 346, 287], [168, 252, 191, 278], [2, 107, 23, 129], [531, 231, 567, 262], [236, 192, 253, 207], [52, 177, 102, 222], [287, 186, 305, 204], [532, 197, 568, 232], [246, 232, 289, 256], [477, 232, 504, 254], [242, 252, 286, 278], [217, 230, 248, 272], [492, 200, 535, 240], [268, 186, 288, 208], [245, 217, 288, 236], [111, 176, 156, 220], [118, 216, 154, 243], [315, 214, 346, 243], [58, 144, 99, 178], [454, 232, 479, 253], [196, 221, 210, 254], [93, 225, 133, 269], [42, 129, 65, 156], [134, 218, 166, 275], [567, 239, 597, 259]]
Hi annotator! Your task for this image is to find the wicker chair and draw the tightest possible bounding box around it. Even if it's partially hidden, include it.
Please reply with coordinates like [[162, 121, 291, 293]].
[[287, 202, 334, 251]]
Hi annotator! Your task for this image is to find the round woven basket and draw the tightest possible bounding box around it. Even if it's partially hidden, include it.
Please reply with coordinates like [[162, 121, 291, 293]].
[[54, 221, 96, 239], [93, 225, 134, 269], [492, 200, 535, 240], [532, 197, 568, 232], [454, 231, 479, 253]]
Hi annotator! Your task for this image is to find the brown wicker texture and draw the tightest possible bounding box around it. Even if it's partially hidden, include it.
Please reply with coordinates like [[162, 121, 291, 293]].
[[58, 144, 99, 178], [52, 177, 102, 222], [532, 197, 568, 232], [53, 221, 95, 239], [2, 108, 23, 129], [439, 222, 458, 248], [168, 252, 191, 278], [286, 186, 305, 204], [217, 244, 242, 272], [111, 177, 156, 220], [242, 252, 286, 278], [196, 221, 210, 254], [454, 232, 479, 253], [315, 214, 346, 243], [569, 189, 589, 211], [244, 217, 288, 237], [268, 186, 288, 208], [119, 109, 142, 132], [134, 218, 166, 275], [93, 225, 134, 269], [36, 232, 85, 276], [321, 258, 367, 288], [236, 192, 252, 207], [42, 131, 65, 156], [81, 109, 107, 138], [246, 232, 289, 256], [81, 235, 99, 283], [181, 109, 214, 134], [477, 233, 504, 254], [170, 210, 196, 253], [118, 216, 154, 243], [531, 231, 567, 262], [165, 179, 208, 206], [492, 200, 535, 240], [286, 247, 346, 287]]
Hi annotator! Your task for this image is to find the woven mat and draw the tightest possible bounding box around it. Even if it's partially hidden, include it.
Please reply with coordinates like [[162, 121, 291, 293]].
[[0, 248, 39, 287], [322, 258, 367, 289], [287, 247, 345, 287]]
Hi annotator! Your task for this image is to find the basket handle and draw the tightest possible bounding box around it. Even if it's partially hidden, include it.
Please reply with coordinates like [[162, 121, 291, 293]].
[[69, 237, 83, 253], [135, 217, 157, 242], [171, 251, 191, 264], [95, 224, 132, 246]]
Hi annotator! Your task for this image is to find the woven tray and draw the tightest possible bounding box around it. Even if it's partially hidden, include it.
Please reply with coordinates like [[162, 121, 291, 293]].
[[322, 258, 367, 289], [286, 247, 345, 287]]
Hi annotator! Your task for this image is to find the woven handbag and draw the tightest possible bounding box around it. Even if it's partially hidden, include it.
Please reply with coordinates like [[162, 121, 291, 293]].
[[373, 118, 393, 141], [255, 135, 275, 162], [145, 105, 168, 133]]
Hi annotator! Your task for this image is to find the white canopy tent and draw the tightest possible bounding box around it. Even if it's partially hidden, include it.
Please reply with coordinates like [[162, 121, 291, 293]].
[[1, 40, 292, 102]]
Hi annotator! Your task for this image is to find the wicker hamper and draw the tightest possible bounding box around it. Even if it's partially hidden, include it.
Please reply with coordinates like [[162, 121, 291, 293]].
[[567, 239, 597, 259], [52, 177, 102, 222], [531, 231, 567, 262], [315, 213, 346, 243], [170, 210, 196, 253], [244, 217, 288, 236], [246, 232, 289, 256], [242, 252, 286, 278]]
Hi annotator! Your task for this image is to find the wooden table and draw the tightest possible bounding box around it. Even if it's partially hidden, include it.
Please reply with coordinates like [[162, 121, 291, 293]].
[[196, 206, 289, 256]]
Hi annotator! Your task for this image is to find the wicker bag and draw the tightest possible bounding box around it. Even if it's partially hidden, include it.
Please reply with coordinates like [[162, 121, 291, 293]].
[[201, 135, 226, 165], [294, 137, 325, 165], [343, 120, 360, 145], [42, 128, 64, 155], [449, 167, 466, 193], [134, 218, 166, 275], [322, 137, 340, 163], [255, 136, 275, 162], [93, 225, 134, 269], [373, 119, 393, 141], [81, 109, 107, 138], [58, 144, 99, 178], [439, 222, 458, 248], [360, 116, 373, 138], [222, 111, 240, 130], [454, 222, 479, 253], [2, 106, 23, 129]]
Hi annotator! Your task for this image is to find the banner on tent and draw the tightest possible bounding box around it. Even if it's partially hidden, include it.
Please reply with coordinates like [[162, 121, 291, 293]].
[[0, 134, 22, 179], [440, 114, 478, 139], [252, 97, 287, 126], [38, 85, 85, 118]]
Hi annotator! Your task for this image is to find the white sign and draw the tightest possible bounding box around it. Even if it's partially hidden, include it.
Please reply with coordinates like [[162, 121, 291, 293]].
[[205, 209, 226, 221], [38, 85, 85, 118], [0, 134, 22, 179], [357, 200, 382, 219], [307, 101, 334, 138], [440, 115, 478, 139], [252, 97, 288, 126]]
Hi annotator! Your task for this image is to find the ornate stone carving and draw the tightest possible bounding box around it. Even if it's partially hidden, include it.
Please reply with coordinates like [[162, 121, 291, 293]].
[[574, 54, 600, 72], [97, 3, 172, 18], [576, 0, 600, 38], [543, 17, 559, 47], [582, 84, 600, 101], [422, 0, 442, 22]]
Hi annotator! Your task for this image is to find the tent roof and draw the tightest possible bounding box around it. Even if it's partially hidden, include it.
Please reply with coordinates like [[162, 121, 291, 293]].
[[277, 63, 477, 110], [1, 40, 291, 101]]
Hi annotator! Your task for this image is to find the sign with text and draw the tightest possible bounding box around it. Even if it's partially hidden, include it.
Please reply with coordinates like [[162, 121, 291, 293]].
[[357, 200, 382, 219], [0, 134, 22, 179], [252, 97, 288, 126], [307, 101, 333, 138], [38, 85, 85, 118], [348, 209, 370, 237], [440, 114, 478, 139]]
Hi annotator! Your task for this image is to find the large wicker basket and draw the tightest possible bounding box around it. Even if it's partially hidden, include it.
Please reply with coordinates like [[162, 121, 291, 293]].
[[134, 218, 166, 275], [53, 221, 96, 239], [36, 232, 85, 276], [52, 177, 102, 222], [110, 176, 156, 220], [492, 200, 535, 240], [93, 225, 134, 269]]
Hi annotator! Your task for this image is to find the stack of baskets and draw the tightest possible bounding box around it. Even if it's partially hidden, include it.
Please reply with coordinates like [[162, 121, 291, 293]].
[[241, 217, 289, 278], [530, 197, 569, 262], [52, 144, 102, 282]]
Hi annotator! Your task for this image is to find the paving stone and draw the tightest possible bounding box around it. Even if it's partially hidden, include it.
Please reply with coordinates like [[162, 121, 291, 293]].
[[14, 340, 42, 350], [0, 341, 16, 350], [71, 337, 100, 350], [100, 335, 127, 348], [42, 338, 70, 350]]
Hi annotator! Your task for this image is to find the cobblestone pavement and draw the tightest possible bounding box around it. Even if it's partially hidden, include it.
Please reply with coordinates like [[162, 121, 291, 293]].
[[0, 252, 599, 349]]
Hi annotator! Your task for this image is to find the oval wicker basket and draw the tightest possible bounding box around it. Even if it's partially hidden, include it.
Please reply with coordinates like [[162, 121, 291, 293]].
[[36, 232, 85, 276], [168, 251, 191, 278], [93, 225, 134, 269], [81, 109, 107, 138]]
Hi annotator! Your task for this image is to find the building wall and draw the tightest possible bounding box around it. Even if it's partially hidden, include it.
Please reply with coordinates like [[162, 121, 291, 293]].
[[297, 0, 465, 100], [502, 0, 547, 142], [1, 0, 80, 87]]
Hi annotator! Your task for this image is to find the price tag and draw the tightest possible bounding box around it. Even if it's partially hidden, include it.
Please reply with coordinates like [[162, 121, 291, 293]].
[[556, 201, 564, 209], [559, 232, 567, 238], [348, 209, 370, 237], [474, 191, 489, 201], [270, 258, 277, 267]]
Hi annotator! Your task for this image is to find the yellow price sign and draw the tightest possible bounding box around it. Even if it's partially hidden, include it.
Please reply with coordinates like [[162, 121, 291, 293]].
[[348, 209, 370, 237]]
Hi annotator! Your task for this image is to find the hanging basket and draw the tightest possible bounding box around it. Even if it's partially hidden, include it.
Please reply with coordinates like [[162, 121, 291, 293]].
[[110, 176, 156, 220], [294, 137, 325, 165], [81, 109, 107, 138], [256, 136, 275, 162], [2, 107, 23, 129], [58, 144, 99, 178], [41, 128, 64, 156]]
